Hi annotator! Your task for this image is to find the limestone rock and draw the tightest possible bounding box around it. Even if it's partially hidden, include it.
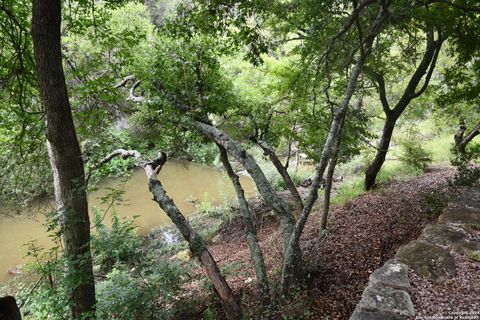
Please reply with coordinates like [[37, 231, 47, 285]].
[[395, 240, 456, 282], [449, 189, 480, 211], [419, 224, 467, 246], [369, 260, 411, 291], [357, 283, 415, 317], [350, 309, 403, 320], [438, 207, 480, 226], [453, 240, 480, 255]]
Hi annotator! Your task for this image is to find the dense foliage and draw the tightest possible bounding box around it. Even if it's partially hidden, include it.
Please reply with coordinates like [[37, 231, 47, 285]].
[[1, 0, 479, 318]]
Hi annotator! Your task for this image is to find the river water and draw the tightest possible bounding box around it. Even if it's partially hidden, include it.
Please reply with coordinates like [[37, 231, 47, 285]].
[[0, 160, 256, 283]]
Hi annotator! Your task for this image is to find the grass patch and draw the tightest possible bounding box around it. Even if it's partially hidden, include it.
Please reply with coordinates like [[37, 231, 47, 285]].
[[377, 161, 422, 184], [424, 134, 453, 164], [330, 177, 364, 206], [331, 161, 423, 206]]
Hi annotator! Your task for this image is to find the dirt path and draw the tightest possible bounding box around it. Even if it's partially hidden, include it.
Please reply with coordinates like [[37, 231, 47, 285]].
[[205, 167, 455, 319]]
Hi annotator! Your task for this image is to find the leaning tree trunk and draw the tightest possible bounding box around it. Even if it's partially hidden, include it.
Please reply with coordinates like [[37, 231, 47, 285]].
[[97, 150, 242, 319], [190, 121, 303, 294], [454, 122, 480, 157], [149, 175, 242, 320], [364, 116, 396, 190], [32, 0, 96, 318], [191, 121, 296, 251], [217, 145, 272, 307], [320, 115, 346, 231], [281, 0, 391, 294], [156, 72, 303, 293], [256, 140, 304, 213]]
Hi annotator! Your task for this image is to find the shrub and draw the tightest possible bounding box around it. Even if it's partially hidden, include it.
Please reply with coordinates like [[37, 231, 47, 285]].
[[330, 177, 364, 205], [96, 261, 187, 320], [17, 242, 69, 320], [91, 208, 142, 273], [398, 139, 432, 171], [450, 151, 480, 187]]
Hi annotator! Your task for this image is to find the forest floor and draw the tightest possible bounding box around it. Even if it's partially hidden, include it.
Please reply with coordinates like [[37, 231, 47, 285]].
[[179, 166, 459, 319]]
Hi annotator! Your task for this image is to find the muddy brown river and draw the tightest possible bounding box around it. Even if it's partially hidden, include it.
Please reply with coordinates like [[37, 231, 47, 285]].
[[0, 160, 256, 283]]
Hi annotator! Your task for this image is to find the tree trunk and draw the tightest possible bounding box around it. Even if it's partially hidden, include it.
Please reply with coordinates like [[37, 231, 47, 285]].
[[281, 0, 391, 293], [217, 145, 272, 307], [145, 158, 243, 320], [31, 0, 96, 318], [256, 140, 304, 212], [190, 121, 304, 295], [454, 122, 480, 156], [320, 159, 336, 231], [364, 29, 442, 190], [320, 114, 346, 231], [99, 150, 242, 319], [364, 116, 396, 190], [0, 296, 22, 320], [192, 121, 296, 251]]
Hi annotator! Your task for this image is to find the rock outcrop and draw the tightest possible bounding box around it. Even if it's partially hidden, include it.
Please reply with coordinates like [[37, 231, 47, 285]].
[[350, 187, 480, 320]]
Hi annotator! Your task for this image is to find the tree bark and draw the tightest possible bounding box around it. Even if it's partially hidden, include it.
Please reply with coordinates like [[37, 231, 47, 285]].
[[281, 0, 391, 293], [364, 116, 396, 190], [0, 296, 22, 320], [256, 139, 304, 213], [190, 121, 303, 295], [364, 28, 443, 190], [31, 0, 96, 318], [98, 150, 242, 320], [191, 121, 296, 252], [320, 115, 346, 231], [454, 122, 480, 156], [217, 144, 272, 307]]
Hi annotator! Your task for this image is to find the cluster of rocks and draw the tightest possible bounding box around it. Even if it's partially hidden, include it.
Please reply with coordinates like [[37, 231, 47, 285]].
[[350, 189, 480, 320]]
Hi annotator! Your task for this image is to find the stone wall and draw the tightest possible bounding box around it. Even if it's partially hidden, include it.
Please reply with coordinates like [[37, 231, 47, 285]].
[[350, 188, 480, 320]]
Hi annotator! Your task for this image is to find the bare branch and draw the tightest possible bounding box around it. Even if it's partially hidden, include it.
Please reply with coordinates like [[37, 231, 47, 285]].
[[127, 80, 146, 102], [85, 149, 166, 185], [113, 75, 135, 89]]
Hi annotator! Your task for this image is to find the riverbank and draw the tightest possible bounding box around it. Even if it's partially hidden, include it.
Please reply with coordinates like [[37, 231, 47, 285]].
[[139, 167, 458, 319], [1, 167, 462, 319], [0, 159, 256, 284]]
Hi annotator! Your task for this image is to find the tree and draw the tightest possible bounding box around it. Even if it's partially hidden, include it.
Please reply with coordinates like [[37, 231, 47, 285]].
[[363, 0, 480, 189], [31, 0, 96, 318], [94, 149, 243, 319], [145, 0, 393, 296], [364, 26, 443, 190], [0, 0, 50, 204], [436, 31, 480, 157]]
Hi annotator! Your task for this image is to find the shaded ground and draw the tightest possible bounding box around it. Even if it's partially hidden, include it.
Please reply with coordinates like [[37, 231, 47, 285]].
[[191, 167, 456, 319], [409, 249, 480, 319]]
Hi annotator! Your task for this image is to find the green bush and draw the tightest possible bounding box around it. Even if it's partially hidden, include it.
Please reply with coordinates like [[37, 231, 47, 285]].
[[96, 261, 187, 320], [450, 149, 480, 187], [17, 242, 70, 320], [91, 208, 142, 273], [186, 141, 219, 165], [398, 139, 432, 171]]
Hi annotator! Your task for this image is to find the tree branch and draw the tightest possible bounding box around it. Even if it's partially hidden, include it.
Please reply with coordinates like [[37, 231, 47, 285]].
[[85, 149, 166, 186], [91, 148, 242, 318], [113, 75, 135, 89], [363, 65, 391, 114], [127, 80, 145, 102], [410, 31, 443, 99], [461, 122, 480, 148]]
